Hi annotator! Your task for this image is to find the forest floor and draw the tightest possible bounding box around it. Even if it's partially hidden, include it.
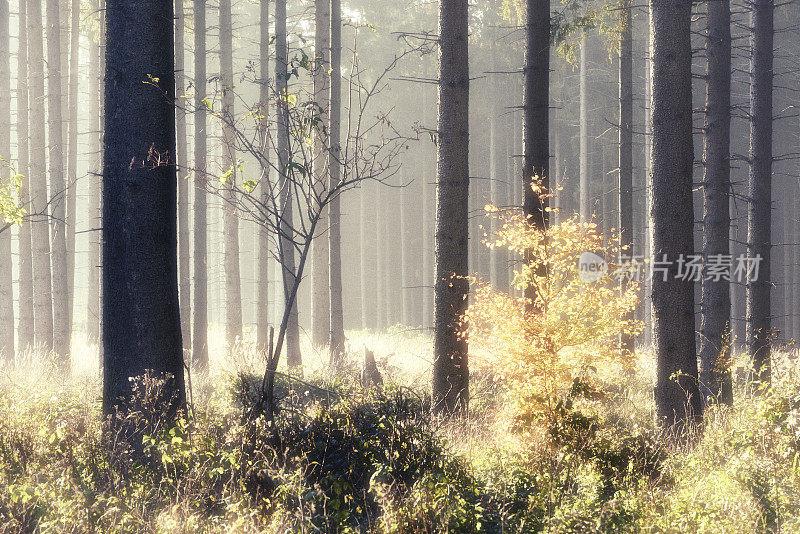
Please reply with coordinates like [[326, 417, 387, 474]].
[[1, 328, 799, 532]]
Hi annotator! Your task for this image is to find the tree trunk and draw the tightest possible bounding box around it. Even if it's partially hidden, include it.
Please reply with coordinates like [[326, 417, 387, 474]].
[[175, 0, 191, 349], [522, 0, 550, 311], [276, 0, 301, 367], [102, 0, 185, 414], [28, 0, 54, 351], [312, 0, 331, 348], [432, 0, 469, 415], [65, 0, 79, 350], [192, 0, 209, 369], [16, 0, 34, 351], [220, 0, 242, 348], [579, 32, 589, 223], [650, 0, 702, 428], [421, 63, 434, 331], [256, 0, 271, 350], [0, 0, 12, 361], [45, 0, 69, 363], [523, 0, 549, 226], [619, 0, 634, 354], [328, 0, 345, 363], [699, 0, 732, 405], [746, 0, 773, 382], [375, 186, 385, 329], [86, 0, 101, 343]]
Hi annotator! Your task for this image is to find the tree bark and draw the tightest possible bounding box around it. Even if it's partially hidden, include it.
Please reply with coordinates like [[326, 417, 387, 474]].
[[432, 0, 469, 415], [650, 0, 702, 428], [276, 0, 302, 367], [256, 0, 271, 350], [312, 0, 331, 348], [699, 0, 732, 405], [16, 0, 34, 351], [618, 0, 633, 355], [65, 0, 80, 350], [86, 0, 102, 343], [102, 0, 185, 413], [523, 0, 549, 225], [328, 0, 345, 363], [0, 0, 12, 361], [220, 0, 242, 348], [28, 0, 54, 351], [579, 32, 589, 223], [746, 0, 773, 383], [175, 0, 191, 349], [192, 0, 209, 369], [45, 0, 69, 363]]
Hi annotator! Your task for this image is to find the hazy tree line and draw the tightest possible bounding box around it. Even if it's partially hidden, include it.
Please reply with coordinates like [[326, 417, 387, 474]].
[[0, 0, 799, 430]]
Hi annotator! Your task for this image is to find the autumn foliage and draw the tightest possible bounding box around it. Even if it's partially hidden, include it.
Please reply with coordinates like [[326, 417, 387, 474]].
[[466, 203, 642, 425]]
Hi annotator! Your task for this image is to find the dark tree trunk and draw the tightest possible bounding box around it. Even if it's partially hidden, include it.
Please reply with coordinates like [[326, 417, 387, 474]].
[[276, 0, 302, 367], [16, 0, 34, 351], [28, 0, 55, 351], [220, 0, 242, 348], [432, 0, 469, 415], [746, 0, 773, 383], [0, 0, 12, 360], [256, 0, 271, 350], [65, 0, 80, 349], [175, 0, 191, 349], [699, 0, 733, 405], [102, 0, 185, 413], [193, 0, 209, 369], [618, 0, 634, 355], [523, 0, 549, 226], [312, 0, 331, 349], [46, 0, 69, 363], [650, 0, 702, 428], [328, 0, 345, 363]]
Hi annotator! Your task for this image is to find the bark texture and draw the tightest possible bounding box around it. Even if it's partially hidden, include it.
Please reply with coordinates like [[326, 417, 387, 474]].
[[432, 0, 469, 415], [699, 0, 733, 404], [102, 0, 185, 412], [175, 0, 191, 349], [746, 0, 773, 383], [650, 0, 702, 428], [193, 0, 209, 369]]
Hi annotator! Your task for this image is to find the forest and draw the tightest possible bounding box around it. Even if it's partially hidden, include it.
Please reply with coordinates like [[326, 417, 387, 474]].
[[1, 0, 800, 531]]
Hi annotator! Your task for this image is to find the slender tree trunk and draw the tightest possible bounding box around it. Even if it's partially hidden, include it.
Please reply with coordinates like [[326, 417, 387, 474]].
[[193, 0, 209, 369], [375, 187, 385, 329], [16, 0, 33, 351], [328, 0, 345, 362], [312, 0, 331, 348], [86, 0, 101, 343], [175, 0, 190, 349], [619, 0, 634, 354], [220, 0, 242, 348], [28, 0, 54, 351], [65, 0, 79, 349], [102, 0, 185, 414], [523, 0, 549, 226], [256, 0, 271, 350], [276, 0, 301, 367], [522, 0, 550, 310], [699, 0, 732, 405], [579, 32, 589, 223], [45, 0, 69, 363], [650, 0, 702, 428], [359, 183, 370, 329], [421, 63, 434, 331], [432, 0, 469, 415], [0, 0, 12, 361], [746, 0, 773, 382]]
